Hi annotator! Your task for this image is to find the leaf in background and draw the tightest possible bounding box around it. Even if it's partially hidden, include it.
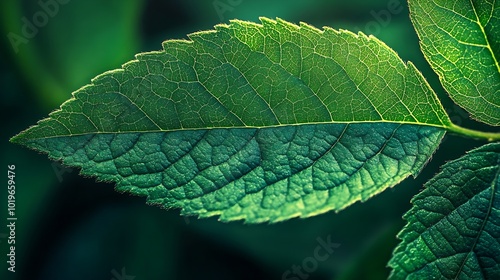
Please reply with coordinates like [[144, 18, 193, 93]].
[[409, 0, 500, 126], [11, 18, 451, 223], [389, 143, 500, 279]]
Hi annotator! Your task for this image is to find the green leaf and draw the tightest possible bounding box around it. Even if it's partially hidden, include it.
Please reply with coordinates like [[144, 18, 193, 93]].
[[389, 143, 500, 279], [11, 18, 450, 223], [409, 0, 500, 126]]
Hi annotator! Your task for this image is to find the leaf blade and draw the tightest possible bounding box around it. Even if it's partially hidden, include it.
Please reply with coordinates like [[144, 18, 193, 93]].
[[19, 123, 444, 223], [409, 0, 500, 126], [12, 18, 450, 222], [11, 18, 451, 142], [389, 143, 500, 279]]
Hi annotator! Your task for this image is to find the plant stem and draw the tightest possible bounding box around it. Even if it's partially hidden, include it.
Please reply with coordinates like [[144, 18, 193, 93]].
[[447, 124, 500, 141]]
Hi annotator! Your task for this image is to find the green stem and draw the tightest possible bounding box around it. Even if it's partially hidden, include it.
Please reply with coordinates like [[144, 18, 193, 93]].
[[447, 124, 500, 141]]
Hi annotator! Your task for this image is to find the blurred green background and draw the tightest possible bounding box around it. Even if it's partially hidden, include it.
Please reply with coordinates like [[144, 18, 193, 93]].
[[0, 0, 493, 279]]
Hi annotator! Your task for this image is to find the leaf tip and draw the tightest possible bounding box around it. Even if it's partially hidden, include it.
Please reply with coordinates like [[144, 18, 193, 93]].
[[9, 126, 36, 146], [9, 133, 24, 145]]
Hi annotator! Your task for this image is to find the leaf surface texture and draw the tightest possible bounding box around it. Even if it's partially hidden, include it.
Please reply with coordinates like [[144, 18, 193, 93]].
[[390, 143, 500, 279], [409, 0, 500, 125], [12, 18, 449, 222]]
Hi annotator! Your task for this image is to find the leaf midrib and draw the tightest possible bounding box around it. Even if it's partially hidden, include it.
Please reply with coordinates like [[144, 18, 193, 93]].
[[13, 120, 448, 142]]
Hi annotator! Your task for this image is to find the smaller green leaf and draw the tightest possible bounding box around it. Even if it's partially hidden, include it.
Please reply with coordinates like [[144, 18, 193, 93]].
[[409, 0, 500, 126], [389, 143, 500, 279]]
